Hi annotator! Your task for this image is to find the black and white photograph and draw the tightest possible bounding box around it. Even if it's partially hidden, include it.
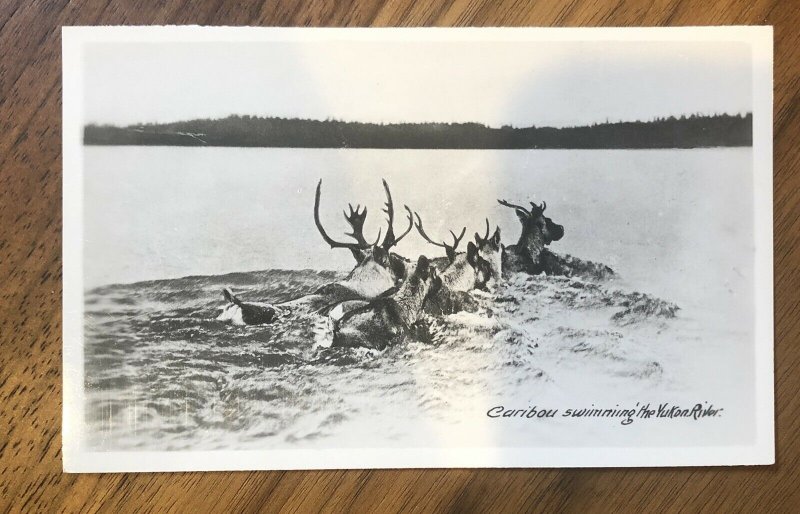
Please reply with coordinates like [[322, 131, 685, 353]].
[[62, 26, 773, 471]]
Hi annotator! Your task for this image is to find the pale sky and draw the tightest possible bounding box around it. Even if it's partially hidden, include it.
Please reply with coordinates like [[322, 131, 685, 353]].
[[82, 39, 752, 128]]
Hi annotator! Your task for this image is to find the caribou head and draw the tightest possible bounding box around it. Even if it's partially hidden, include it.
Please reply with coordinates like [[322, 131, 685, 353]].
[[473, 219, 503, 284], [315, 179, 414, 284], [413, 213, 493, 292], [498, 198, 564, 247]]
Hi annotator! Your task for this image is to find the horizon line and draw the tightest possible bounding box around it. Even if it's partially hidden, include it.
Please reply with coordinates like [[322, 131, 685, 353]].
[[84, 110, 754, 131]]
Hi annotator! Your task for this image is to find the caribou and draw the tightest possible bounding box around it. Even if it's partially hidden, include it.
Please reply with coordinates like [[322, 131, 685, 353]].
[[331, 255, 441, 350], [414, 213, 493, 292], [473, 219, 503, 285], [498, 198, 563, 276], [413, 213, 496, 315], [219, 179, 414, 325], [314, 178, 414, 290], [498, 198, 613, 279], [218, 288, 280, 325]]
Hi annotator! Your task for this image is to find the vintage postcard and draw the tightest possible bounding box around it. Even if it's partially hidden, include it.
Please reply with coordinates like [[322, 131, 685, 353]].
[[62, 26, 774, 472]]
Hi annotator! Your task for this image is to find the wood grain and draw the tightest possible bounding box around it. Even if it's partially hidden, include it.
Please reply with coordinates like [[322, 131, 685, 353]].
[[1, 1, 798, 512]]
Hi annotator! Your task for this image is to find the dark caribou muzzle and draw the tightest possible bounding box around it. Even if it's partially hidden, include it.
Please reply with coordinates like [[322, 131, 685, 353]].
[[549, 223, 565, 242]]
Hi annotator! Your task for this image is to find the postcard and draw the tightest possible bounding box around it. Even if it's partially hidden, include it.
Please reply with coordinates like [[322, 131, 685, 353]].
[[62, 26, 774, 472]]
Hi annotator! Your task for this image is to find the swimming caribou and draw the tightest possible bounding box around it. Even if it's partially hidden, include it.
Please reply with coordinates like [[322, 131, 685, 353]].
[[219, 179, 414, 325], [312, 178, 414, 298], [331, 255, 441, 350], [412, 213, 497, 315], [498, 198, 613, 279]]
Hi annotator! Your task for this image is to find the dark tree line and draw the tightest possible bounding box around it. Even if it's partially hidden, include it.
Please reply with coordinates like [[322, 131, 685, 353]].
[[84, 113, 752, 149]]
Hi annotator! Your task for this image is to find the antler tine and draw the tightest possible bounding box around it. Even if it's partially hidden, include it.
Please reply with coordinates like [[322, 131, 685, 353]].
[[345, 203, 366, 217], [343, 202, 369, 246], [482, 218, 490, 241], [498, 199, 531, 214], [414, 212, 448, 249], [529, 201, 545, 213], [392, 205, 415, 245], [314, 179, 364, 251], [380, 179, 400, 250], [541, 201, 546, 212], [450, 227, 467, 252]]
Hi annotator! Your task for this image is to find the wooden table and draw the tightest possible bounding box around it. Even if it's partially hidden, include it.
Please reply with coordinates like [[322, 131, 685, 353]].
[[1, 1, 798, 511]]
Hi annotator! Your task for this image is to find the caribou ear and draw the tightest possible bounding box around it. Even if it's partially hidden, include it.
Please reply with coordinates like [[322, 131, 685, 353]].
[[492, 227, 501, 245], [466, 241, 478, 267], [429, 267, 443, 293], [417, 254, 430, 268], [515, 209, 528, 223], [474, 232, 481, 243], [415, 254, 431, 279]]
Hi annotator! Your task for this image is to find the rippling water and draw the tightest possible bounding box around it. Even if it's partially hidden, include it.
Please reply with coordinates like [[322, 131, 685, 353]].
[[84, 268, 751, 451]]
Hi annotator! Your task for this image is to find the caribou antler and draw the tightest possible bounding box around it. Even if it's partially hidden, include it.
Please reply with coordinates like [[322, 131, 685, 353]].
[[499, 198, 546, 215], [498, 199, 531, 215], [393, 205, 415, 247], [315, 180, 381, 253], [379, 179, 414, 251], [343, 203, 369, 246], [414, 212, 466, 263], [474, 218, 493, 246]]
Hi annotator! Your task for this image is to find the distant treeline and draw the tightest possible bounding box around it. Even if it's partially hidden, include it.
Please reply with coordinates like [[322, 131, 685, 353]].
[[84, 113, 752, 149]]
